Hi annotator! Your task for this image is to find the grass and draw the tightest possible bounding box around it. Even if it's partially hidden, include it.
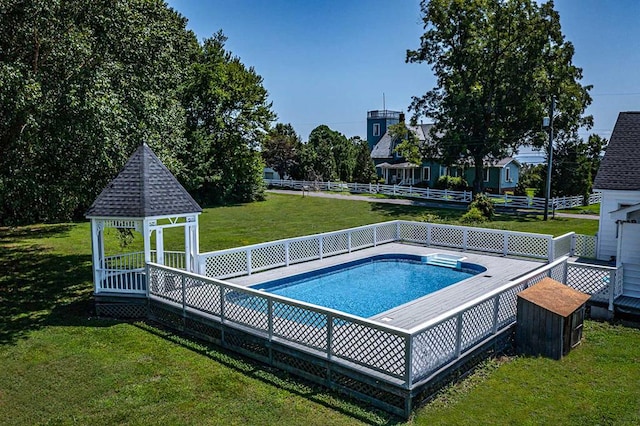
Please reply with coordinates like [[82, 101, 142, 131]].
[[0, 192, 623, 425], [563, 203, 601, 215]]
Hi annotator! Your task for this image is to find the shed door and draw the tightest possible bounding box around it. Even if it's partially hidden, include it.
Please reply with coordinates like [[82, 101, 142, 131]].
[[620, 223, 640, 297]]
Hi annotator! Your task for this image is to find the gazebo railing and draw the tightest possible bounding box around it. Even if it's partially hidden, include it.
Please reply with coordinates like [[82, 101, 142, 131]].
[[96, 250, 186, 294]]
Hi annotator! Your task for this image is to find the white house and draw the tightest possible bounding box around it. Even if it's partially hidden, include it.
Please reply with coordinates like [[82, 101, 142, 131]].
[[593, 111, 640, 298]]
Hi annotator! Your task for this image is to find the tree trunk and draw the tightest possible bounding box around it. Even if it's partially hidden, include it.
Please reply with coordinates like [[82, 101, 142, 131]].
[[472, 155, 484, 196]]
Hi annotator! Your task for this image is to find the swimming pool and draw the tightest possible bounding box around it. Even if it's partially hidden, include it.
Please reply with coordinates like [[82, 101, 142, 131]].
[[250, 254, 486, 318]]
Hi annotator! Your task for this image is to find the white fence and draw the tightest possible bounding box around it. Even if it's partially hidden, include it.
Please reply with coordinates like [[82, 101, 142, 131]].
[[197, 221, 558, 280], [97, 250, 186, 294], [148, 254, 615, 388], [266, 179, 602, 211]]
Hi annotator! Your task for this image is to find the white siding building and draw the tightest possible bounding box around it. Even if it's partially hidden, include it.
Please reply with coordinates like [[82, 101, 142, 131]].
[[593, 112, 640, 298]]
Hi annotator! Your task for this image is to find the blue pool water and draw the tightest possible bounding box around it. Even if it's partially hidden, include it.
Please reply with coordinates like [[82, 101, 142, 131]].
[[251, 254, 484, 318]]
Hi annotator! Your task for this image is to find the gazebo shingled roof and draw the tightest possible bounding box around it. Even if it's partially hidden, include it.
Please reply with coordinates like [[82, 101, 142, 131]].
[[86, 144, 202, 218]]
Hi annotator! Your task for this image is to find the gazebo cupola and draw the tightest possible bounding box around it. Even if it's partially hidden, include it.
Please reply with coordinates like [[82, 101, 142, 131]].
[[86, 144, 202, 296]]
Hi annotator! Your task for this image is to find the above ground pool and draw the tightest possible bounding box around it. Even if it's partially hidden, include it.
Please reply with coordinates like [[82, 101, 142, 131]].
[[250, 254, 486, 318]]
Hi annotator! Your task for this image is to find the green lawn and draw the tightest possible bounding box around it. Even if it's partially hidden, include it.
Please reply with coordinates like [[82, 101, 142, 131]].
[[2, 192, 633, 425]]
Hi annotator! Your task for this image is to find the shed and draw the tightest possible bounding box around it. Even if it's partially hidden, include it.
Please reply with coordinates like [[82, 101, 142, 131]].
[[516, 278, 590, 360]]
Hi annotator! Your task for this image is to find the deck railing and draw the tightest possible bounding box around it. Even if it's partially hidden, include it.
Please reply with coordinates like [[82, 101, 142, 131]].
[[148, 256, 573, 388], [265, 179, 602, 211], [197, 220, 556, 280]]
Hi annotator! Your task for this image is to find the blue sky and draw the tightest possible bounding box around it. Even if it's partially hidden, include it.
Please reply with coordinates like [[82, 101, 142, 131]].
[[166, 0, 640, 141]]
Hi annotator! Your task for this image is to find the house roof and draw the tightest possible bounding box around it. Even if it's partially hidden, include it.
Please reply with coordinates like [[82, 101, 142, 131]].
[[485, 157, 520, 168], [86, 144, 202, 218], [593, 111, 640, 190], [370, 123, 435, 159]]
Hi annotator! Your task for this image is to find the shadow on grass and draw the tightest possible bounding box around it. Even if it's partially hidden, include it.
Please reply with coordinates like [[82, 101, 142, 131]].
[[136, 321, 403, 426], [0, 225, 98, 345], [368, 201, 466, 221]]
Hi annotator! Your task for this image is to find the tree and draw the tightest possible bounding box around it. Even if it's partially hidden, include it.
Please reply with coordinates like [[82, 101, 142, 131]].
[[351, 136, 377, 183], [262, 123, 301, 179], [407, 0, 592, 195], [0, 0, 196, 224], [180, 31, 275, 205], [299, 125, 353, 181]]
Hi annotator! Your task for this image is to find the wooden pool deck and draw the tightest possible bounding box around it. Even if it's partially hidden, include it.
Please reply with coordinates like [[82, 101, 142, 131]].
[[228, 243, 544, 330]]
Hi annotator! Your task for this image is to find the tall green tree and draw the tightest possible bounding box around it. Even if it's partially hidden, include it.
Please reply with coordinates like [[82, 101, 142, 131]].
[[0, 0, 196, 224], [262, 123, 301, 179], [351, 136, 377, 183], [407, 0, 592, 194], [299, 125, 353, 181], [180, 31, 275, 205]]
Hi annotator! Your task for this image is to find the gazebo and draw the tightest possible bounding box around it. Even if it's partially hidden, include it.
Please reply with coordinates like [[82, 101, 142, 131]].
[[86, 144, 202, 316]]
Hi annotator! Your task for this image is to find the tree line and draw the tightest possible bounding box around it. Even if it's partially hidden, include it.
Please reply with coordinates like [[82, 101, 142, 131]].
[[1, 0, 273, 225], [262, 123, 377, 184]]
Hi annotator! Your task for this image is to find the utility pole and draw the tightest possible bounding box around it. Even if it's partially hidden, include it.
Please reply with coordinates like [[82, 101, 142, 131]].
[[543, 98, 555, 221]]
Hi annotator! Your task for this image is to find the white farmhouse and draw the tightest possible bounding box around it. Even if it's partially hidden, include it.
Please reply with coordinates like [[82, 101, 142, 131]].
[[594, 112, 640, 298]]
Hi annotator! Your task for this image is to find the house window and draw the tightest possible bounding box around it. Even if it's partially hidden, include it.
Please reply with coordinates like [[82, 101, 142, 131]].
[[505, 167, 511, 182], [422, 166, 431, 182], [373, 123, 380, 137], [484, 168, 490, 182]]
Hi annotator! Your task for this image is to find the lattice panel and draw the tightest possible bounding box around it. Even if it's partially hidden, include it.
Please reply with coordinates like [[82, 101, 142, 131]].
[[322, 233, 348, 257], [411, 317, 457, 381], [251, 244, 286, 271], [331, 372, 407, 409], [350, 228, 374, 249], [467, 230, 504, 253], [496, 284, 525, 328], [566, 265, 610, 297], [549, 263, 567, 283], [185, 281, 222, 315], [430, 226, 464, 248], [204, 251, 247, 278], [185, 317, 222, 341], [399, 223, 427, 243], [148, 303, 183, 329], [148, 268, 181, 302], [272, 303, 328, 350], [525, 271, 549, 288], [289, 239, 320, 264], [554, 236, 572, 259], [223, 288, 269, 331], [273, 351, 328, 380], [460, 299, 495, 350], [224, 333, 269, 358], [96, 303, 147, 319], [508, 234, 548, 258], [375, 223, 398, 243], [331, 320, 406, 377], [574, 235, 597, 258]]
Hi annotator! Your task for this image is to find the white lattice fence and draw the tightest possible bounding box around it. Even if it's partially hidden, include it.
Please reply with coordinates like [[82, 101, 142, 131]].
[[147, 263, 410, 382], [251, 243, 286, 272], [409, 257, 569, 384], [573, 234, 598, 258], [566, 263, 614, 303]]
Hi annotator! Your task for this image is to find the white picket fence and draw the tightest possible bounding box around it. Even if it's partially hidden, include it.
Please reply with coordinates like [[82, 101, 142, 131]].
[[265, 179, 602, 211]]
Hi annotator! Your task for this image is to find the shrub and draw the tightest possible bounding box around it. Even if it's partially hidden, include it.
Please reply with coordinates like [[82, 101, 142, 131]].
[[434, 175, 468, 191], [419, 213, 442, 223], [460, 207, 486, 224], [469, 194, 495, 220]]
